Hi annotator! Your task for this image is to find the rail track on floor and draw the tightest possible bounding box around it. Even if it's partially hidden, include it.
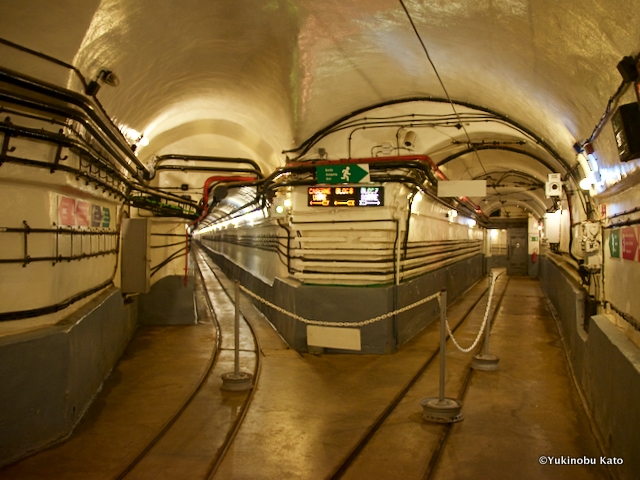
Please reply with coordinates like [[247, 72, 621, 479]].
[[115, 244, 262, 480], [328, 273, 510, 480]]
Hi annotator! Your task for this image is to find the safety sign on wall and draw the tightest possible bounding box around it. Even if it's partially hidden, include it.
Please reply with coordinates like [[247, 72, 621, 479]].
[[316, 164, 370, 184], [57, 195, 112, 228], [610, 227, 639, 261]]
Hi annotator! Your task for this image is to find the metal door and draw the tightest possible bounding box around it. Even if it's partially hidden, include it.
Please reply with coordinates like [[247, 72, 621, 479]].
[[507, 229, 528, 276]]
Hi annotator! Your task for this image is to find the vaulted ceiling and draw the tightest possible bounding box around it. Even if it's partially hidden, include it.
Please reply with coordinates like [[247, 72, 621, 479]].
[[2, 0, 639, 219]]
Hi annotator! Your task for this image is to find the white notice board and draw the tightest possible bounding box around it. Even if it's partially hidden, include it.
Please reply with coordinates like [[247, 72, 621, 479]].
[[307, 325, 362, 351], [437, 180, 486, 197]]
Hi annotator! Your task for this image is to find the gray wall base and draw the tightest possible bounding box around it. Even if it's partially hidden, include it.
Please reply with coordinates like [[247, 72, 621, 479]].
[[0, 287, 137, 467], [486, 254, 508, 271], [199, 244, 483, 354], [486, 254, 539, 278], [540, 256, 640, 479], [138, 275, 195, 325]]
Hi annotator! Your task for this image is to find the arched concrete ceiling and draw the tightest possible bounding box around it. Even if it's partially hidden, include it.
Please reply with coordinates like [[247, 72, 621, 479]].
[[2, 0, 640, 217]]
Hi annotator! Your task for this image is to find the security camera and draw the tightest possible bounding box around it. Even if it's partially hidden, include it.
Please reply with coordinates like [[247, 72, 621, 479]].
[[402, 130, 417, 149]]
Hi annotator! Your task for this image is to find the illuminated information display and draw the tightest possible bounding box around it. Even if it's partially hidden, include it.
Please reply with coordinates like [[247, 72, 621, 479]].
[[308, 186, 384, 207]]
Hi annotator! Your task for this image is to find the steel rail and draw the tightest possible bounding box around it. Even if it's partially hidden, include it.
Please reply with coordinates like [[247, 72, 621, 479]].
[[113, 246, 262, 479], [113, 250, 224, 480], [197, 248, 263, 480], [328, 275, 510, 479], [422, 276, 510, 480]]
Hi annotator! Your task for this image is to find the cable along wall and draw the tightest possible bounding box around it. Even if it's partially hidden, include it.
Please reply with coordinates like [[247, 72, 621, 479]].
[[199, 182, 483, 286]]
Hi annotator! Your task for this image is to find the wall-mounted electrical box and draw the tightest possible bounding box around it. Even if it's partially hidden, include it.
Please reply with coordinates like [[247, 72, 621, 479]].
[[121, 218, 150, 293], [580, 221, 602, 272], [612, 103, 640, 162], [545, 211, 562, 244]]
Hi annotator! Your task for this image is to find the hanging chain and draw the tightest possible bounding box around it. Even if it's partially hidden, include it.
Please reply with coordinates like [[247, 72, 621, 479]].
[[445, 271, 504, 353], [238, 284, 440, 328]]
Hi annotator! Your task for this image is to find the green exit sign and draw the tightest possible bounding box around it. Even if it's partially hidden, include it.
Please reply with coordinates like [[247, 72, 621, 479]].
[[316, 164, 370, 184]]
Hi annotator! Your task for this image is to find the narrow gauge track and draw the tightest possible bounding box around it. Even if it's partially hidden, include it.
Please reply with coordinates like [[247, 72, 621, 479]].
[[114, 245, 262, 480], [329, 273, 511, 480], [198, 247, 265, 479]]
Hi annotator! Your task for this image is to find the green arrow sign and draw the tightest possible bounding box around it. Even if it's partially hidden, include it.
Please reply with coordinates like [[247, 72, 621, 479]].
[[610, 229, 620, 258], [102, 207, 111, 228], [316, 164, 370, 184]]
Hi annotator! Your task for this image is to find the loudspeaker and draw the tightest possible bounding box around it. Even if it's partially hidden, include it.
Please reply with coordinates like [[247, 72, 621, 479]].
[[612, 103, 640, 162], [617, 56, 639, 83], [545, 173, 562, 197]]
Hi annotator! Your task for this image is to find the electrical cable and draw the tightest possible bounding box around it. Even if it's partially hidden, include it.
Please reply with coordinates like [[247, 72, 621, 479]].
[[398, 0, 487, 176], [582, 78, 631, 146], [150, 248, 186, 276]]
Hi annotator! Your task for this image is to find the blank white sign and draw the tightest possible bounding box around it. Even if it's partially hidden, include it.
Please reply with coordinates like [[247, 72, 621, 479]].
[[437, 180, 487, 197], [307, 325, 362, 351]]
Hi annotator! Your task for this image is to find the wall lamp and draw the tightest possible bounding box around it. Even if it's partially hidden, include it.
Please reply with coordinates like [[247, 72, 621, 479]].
[[577, 147, 602, 191], [85, 69, 120, 96]]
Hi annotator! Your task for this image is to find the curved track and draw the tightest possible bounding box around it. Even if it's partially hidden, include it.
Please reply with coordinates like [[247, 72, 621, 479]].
[[328, 273, 510, 480], [115, 245, 262, 479]]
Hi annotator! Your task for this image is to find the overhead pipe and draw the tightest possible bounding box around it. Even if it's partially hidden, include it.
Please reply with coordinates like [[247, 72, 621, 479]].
[[0, 66, 151, 180], [0, 113, 204, 218], [0, 37, 89, 90], [154, 165, 264, 178], [437, 145, 560, 174], [0, 36, 129, 149], [0, 90, 147, 181], [154, 154, 262, 173], [239, 154, 492, 224], [284, 155, 483, 217], [282, 96, 572, 173]]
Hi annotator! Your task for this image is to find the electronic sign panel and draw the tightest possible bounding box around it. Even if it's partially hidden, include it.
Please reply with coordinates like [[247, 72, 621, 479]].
[[308, 186, 384, 207]]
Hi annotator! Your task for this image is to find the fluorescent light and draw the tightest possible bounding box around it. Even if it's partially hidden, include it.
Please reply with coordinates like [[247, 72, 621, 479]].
[[579, 174, 594, 191]]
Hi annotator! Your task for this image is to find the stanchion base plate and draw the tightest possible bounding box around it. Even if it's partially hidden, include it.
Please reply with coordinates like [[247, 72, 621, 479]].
[[471, 354, 500, 371], [420, 397, 464, 424], [220, 371, 254, 391]]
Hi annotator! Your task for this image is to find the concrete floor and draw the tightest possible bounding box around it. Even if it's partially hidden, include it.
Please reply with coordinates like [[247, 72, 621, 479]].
[[0, 271, 610, 479], [433, 278, 609, 480]]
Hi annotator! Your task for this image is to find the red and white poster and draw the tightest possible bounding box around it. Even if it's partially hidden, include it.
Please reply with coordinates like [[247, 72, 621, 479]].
[[621, 227, 639, 261], [75, 201, 90, 227], [57, 195, 113, 229], [58, 196, 76, 226]]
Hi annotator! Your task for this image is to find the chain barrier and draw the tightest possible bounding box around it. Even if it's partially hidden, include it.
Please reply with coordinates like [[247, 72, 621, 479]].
[[238, 284, 441, 328], [445, 271, 504, 353]]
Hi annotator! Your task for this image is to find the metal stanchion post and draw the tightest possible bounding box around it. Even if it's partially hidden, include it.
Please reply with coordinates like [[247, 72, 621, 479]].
[[439, 288, 446, 403], [221, 280, 254, 391], [421, 289, 464, 423], [472, 272, 500, 371], [234, 279, 240, 376]]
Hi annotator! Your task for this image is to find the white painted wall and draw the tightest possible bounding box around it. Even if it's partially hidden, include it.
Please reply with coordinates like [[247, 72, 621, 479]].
[[600, 185, 640, 342], [0, 119, 123, 335]]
